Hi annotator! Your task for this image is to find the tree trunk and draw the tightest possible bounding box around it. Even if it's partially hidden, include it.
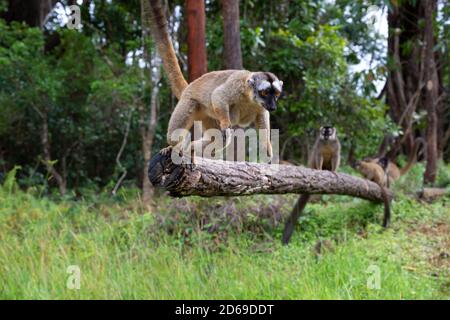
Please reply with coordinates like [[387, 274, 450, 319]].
[[148, 152, 393, 202], [423, 0, 439, 185], [386, 1, 423, 159], [186, 0, 207, 81], [141, 0, 163, 206], [2, 0, 57, 28], [141, 59, 162, 205], [221, 0, 243, 70], [419, 187, 449, 202], [142, 132, 155, 204], [385, 0, 443, 183]]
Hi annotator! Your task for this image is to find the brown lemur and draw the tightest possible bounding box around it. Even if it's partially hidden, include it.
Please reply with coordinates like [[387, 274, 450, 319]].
[[145, 0, 283, 162], [356, 142, 419, 224], [353, 160, 391, 228], [309, 126, 341, 172], [282, 126, 341, 245], [352, 137, 425, 228], [366, 137, 426, 187]]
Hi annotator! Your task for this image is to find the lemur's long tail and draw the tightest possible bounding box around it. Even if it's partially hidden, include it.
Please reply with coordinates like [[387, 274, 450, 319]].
[[380, 185, 391, 228], [143, 0, 188, 99], [282, 194, 311, 245]]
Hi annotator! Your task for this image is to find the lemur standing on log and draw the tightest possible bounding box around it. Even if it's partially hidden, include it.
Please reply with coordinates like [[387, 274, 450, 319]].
[[282, 126, 341, 244], [309, 126, 341, 172], [144, 0, 283, 161]]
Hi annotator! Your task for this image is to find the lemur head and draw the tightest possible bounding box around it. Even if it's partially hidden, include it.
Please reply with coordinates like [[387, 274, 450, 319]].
[[319, 126, 337, 141], [352, 160, 370, 173], [247, 72, 283, 112], [352, 160, 361, 169], [352, 160, 369, 178], [353, 159, 385, 183]]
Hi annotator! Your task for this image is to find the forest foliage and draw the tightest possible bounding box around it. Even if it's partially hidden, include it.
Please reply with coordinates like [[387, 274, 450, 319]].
[[3, 0, 445, 192]]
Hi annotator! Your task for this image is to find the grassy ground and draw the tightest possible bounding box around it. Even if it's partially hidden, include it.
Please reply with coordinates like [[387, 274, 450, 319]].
[[0, 165, 448, 299]]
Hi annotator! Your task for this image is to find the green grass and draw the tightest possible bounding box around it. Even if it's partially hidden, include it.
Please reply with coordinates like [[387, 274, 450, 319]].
[[0, 166, 448, 299]]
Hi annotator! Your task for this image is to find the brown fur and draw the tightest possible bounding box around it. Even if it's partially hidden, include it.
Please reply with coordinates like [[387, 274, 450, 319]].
[[309, 129, 341, 171], [145, 0, 187, 98], [354, 161, 391, 228], [145, 1, 281, 159], [165, 70, 276, 158], [369, 137, 426, 185]]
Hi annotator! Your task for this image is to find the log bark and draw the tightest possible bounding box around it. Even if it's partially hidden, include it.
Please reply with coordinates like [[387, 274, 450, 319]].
[[148, 152, 393, 202], [418, 188, 448, 202]]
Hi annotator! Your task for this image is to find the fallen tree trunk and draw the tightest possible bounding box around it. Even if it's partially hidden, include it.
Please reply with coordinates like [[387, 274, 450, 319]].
[[148, 153, 393, 202], [418, 187, 449, 202]]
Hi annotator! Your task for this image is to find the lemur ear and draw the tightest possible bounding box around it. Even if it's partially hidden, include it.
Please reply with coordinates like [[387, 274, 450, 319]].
[[247, 77, 255, 87]]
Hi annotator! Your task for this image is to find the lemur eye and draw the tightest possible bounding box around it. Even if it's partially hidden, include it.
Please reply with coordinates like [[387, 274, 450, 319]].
[[260, 90, 268, 97], [274, 91, 281, 97]]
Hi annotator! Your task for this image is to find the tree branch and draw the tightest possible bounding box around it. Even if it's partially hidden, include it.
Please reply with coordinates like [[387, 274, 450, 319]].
[[111, 109, 133, 195], [148, 153, 393, 202]]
